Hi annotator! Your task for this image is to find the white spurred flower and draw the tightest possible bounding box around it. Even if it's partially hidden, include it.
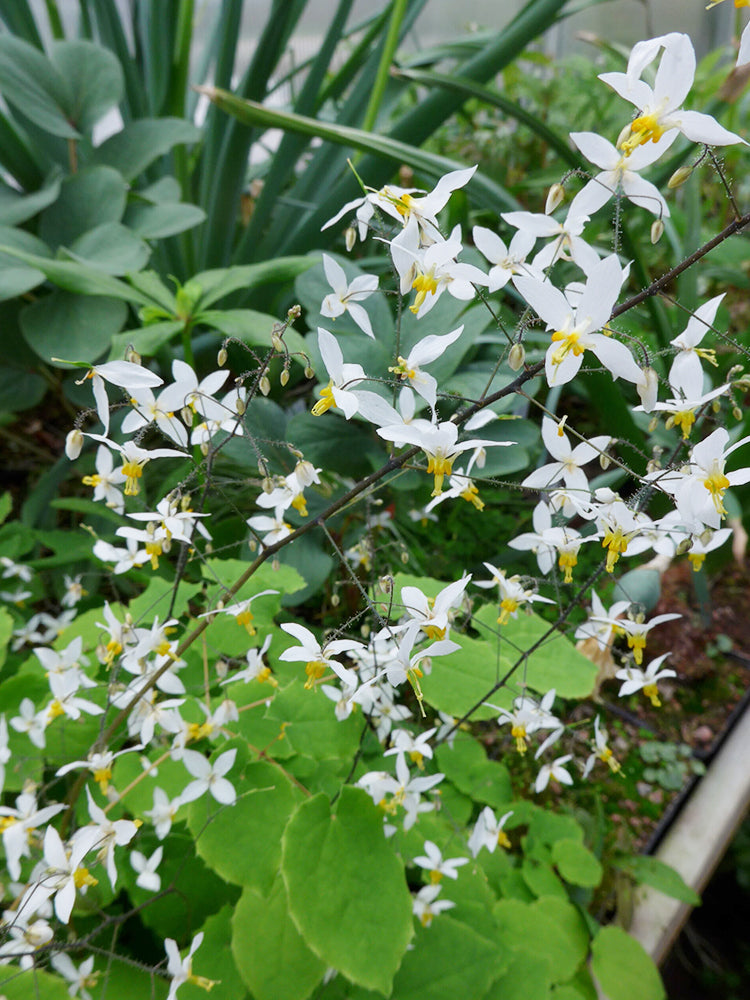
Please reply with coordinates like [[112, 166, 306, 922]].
[[395, 575, 470, 641], [121, 385, 189, 447], [157, 358, 228, 420], [389, 219, 488, 318], [674, 427, 750, 527], [568, 130, 676, 218], [668, 294, 724, 389], [179, 747, 238, 806], [467, 806, 513, 857], [412, 883, 455, 926], [10, 697, 48, 749], [320, 254, 378, 337], [25, 825, 99, 923], [131, 846, 163, 892], [75, 360, 163, 435], [50, 953, 98, 1000], [377, 417, 506, 497], [246, 512, 293, 547], [583, 715, 621, 778], [144, 787, 183, 840], [473, 225, 537, 291], [600, 32, 745, 155], [413, 841, 469, 882], [92, 534, 148, 574], [592, 611, 681, 665], [76, 787, 139, 889], [81, 445, 126, 512], [56, 744, 144, 794], [502, 208, 600, 274], [0, 790, 66, 879], [534, 754, 574, 793], [85, 433, 184, 498], [515, 255, 641, 388], [165, 931, 214, 1000], [388, 326, 464, 413], [474, 562, 555, 624], [278, 622, 364, 690], [616, 653, 677, 707], [310, 328, 366, 418], [522, 416, 611, 496]]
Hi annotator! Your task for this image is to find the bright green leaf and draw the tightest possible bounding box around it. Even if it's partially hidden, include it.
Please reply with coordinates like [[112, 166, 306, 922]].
[[126, 201, 207, 239], [39, 166, 127, 249], [282, 787, 413, 994], [232, 880, 325, 1000], [266, 679, 363, 760], [191, 259, 315, 310], [613, 854, 701, 906], [552, 839, 603, 889], [436, 734, 512, 808], [590, 926, 665, 1000]]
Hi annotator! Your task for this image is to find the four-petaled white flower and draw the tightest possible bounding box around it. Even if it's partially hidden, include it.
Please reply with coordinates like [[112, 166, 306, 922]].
[[320, 254, 378, 338]]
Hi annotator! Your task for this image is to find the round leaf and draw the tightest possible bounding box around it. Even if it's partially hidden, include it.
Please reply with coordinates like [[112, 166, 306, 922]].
[[232, 881, 326, 1000], [21, 290, 127, 365], [281, 787, 413, 994], [39, 166, 127, 249], [68, 222, 151, 275], [591, 926, 665, 1000], [552, 839, 603, 889], [49, 40, 123, 134], [0, 36, 76, 138], [94, 118, 201, 180]]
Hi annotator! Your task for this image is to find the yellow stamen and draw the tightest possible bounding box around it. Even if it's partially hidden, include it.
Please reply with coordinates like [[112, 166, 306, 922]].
[[511, 724, 527, 754], [429, 869, 443, 884], [73, 866, 98, 889], [643, 683, 661, 708], [410, 272, 439, 313], [105, 639, 122, 665], [82, 474, 101, 488], [627, 633, 647, 665], [145, 541, 162, 570], [550, 329, 584, 366], [498, 598, 519, 625], [703, 470, 730, 516], [672, 410, 696, 439], [388, 357, 417, 381], [688, 553, 705, 572], [93, 767, 112, 793], [47, 699, 65, 721], [599, 747, 622, 774], [423, 624, 446, 641], [291, 493, 308, 517], [426, 455, 454, 497], [620, 112, 666, 155], [602, 527, 629, 572], [304, 660, 326, 689], [311, 382, 336, 416], [187, 721, 214, 742], [497, 830, 511, 850], [122, 460, 144, 496], [558, 550, 577, 584], [460, 484, 484, 511], [235, 609, 256, 636]]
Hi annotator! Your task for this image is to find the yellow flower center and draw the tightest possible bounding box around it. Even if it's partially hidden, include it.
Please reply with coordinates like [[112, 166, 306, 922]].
[[429, 869, 443, 884], [388, 357, 417, 381], [105, 639, 123, 665], [599, 747, 621, 773], [498, 597, 519, 625], [146, 541, 162, 570], [703, 470, 730, 516], [620, 112, 666, 155], [558, 550, 577, 584], [93, 766, 112, 793], [460, 483, 484, 511], [291, 493, 308, 517], [121, 460, 144, 496], [235, 609, 256, 635], [187, 721, 214, 742], [497, 830, 511, 850], [411, 271, 439, 313], [602, 527, 629, 572], [47, 699, 65, 721], [73, 866, 98, 889], [423, 624, 446, 641], [511, 723, 527, 754], [671, 410, 696, 439], [688, 552, 705, 572], [82, 474, 101, 488], [550, 329, 584, 367], [311, 382, 335, 416], [304, 660, 327, 689], [426, 454, 454, 497], [627, 633, 647, 665], [643, 683, 662, 708]]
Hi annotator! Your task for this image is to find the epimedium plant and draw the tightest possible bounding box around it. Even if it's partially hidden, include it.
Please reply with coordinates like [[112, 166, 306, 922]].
[[2, 5, 750, 1000]]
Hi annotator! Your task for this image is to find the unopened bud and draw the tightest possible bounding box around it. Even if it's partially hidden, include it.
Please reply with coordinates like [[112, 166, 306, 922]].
[[733, 405, 742, 420], [215, 659, 229, 680], [650, 219, 664, 244], [125, 346, 142, 365], [668, 165, 693, 189], [379, 575, 393, 594], [545, 183, 565, 214], [200, 440, 209, 457], [280, 368, 290, 387], [728, 365, 744, 380], [217, 347, 228, 367], [648, 416, 658, 433], [304, 365, 315, 379], [330, 593, 340, 607], [259, 374, 271, 396], [599, 452, 611, 470], [235, 395, 246, 415], [65, 428, 83, 460], [345, 226, 356, 252], [271, 333, 284, 352], [401, 550, 409, 564], [508, 343, 525, 371], [262, 477, 274, 494], [272, 558, 280, 572], [712, 399, 721, 413], [675, 537, 691, 556], [646, 458, 661, 474], [181, 405, 193, 425], [287, 304, 301, 321]]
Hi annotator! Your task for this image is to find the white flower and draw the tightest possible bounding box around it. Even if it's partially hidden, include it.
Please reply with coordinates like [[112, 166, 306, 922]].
[[164, 931, 214, 1000], [50, 953, 98, 1000], [179, 747, 238, 806], [131, 846, 163, 892], [310, 328, 367, 418], [534, 754, 574, 793], [467, 807, 513, 857], [320, 254, 378, 338], [388, 326, 464, 413], [278, 623, 363, 689], [412, 883, 455, 926], [412, 840, 469, 882], [616, 653, 676, 707], [600, 32, 745, 154]]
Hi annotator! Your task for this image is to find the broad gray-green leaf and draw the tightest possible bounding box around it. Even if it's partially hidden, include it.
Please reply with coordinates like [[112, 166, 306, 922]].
[[232, 880, 325, 1000], [0, 265, 46, 300], [21, 291, 127, 365], [49, 40, 123, 134], [125, 200, 207, 239], [191, 258, 315, 309], [0, 35, 76, 138], [39, 166, 128, 248], [110, 320, 185, 359], [92, 117, 201, 180], [0, 171, 61, 226], [0, 246, 151, 303], [0, 365, 46, 412], [281, 787, 413, 994], [198, 308, 307, 357], [67, 223, 151, 275], [590, 926, 665, 1000], [0, 967, 69, 999]]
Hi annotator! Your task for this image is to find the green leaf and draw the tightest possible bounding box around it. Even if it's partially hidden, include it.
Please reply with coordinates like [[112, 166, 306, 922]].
[[92, 117, 201, 180], [110, 320, 185, 358], [0, 246, 152, 303], [473, 604, 598, 699], [613, 855, 701, 906], [494, 895, 589, 984], [552, 839, 603, 889], [484, 950, 552, 1000], [39, 166, 128, 249], [421, 629, 507, 721], [190, 906, 250, 1000], [232, 880, 326, 1000], [67, 222, 151, 275], [125, 200, 207, 239], [0, 607, 12, 671], [198, 308, 308, 358], [0, 968, 70, 999], [282, 787, 413, 995], [266, 679, 363, 760], [0, 265, 46, 301], [590, 926, 665, 1000], [189, 760, 304, 892], [436, 733, 512, 808], [49, 40, 124, 134], [202, 86, 519, 217], [192, 258, 315, 309], [21, 290, 127, 365], [0, 492, 10, 525], [0, 35, 77, 138], [0, 171, 61, 226], [391, 914, 507, 1000], [285, 411, 382, 480]]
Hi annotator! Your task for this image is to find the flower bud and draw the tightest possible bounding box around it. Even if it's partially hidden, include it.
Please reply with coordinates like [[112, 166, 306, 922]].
[[650, 219, 664, 244], [668, 165, 693, 189], [217, 347, 228, 366], [235, 395, 246, 415], [200, 442, 209, 456], [345, 226, 356, 252], [65, 428, 84, 460], [330, 593, 340, 607], [675, 537, 691, 556], [379, 575, 393, 594], [304, 365, 315, 379], [125, 346, 142, 365], [287, 304, 301, 321], [215, 659, 229, 680], [545, 182, 565, 214], [280, 369, 290, 387], [508, 343, 525, 371], [712, 399, 721, 413], [599, 452, 611, 470], [733, 405, 742, 420], [259, 374, 271, 396], [181, 405, 193, 425], [637, 367, 659, 413], [271, 333, 284, 353]]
